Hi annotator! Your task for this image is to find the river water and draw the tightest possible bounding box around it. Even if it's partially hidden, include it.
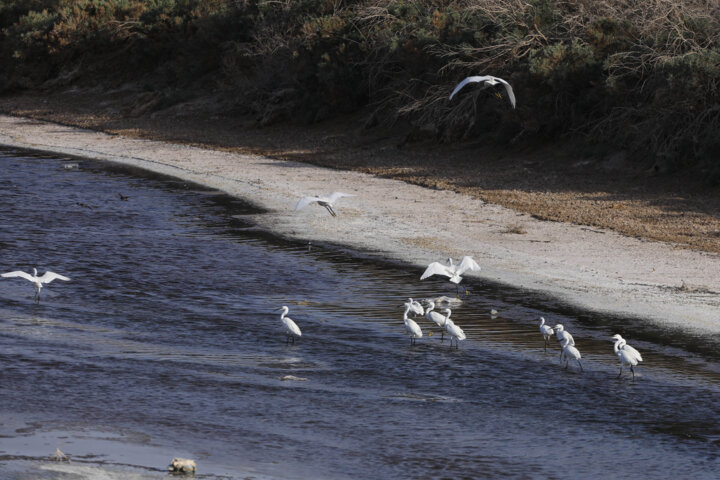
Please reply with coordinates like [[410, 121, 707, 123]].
[[1, 148, 719, 479]]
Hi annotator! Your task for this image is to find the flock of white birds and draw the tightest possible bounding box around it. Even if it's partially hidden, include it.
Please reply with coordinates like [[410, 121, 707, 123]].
[[4, 75, 644, 381]]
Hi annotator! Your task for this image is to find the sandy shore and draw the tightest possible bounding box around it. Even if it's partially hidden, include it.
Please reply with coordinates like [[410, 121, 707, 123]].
[[2, 114, 719, 332]]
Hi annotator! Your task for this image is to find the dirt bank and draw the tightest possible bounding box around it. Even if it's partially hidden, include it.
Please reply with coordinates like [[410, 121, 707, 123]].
[[1, 91, 719, 332]]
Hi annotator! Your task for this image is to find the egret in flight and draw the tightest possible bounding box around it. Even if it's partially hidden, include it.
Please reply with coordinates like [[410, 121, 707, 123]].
[[420, 256, 480, 295], [1, 268, 70, 302], [560, 337, 583, 371], [445, 315, 466, 349], [403, 304, 423, 345], [449, 75, 516, 108], [612, 334, 643, 379], [404, 298, 424, 316], [295, 192, 355, 217], [538, 317, 554, 351], [276, 306, 302, 345]]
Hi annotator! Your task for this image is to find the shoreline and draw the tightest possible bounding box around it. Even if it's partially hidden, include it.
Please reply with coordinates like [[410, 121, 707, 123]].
[[2, 114, 719, 333]]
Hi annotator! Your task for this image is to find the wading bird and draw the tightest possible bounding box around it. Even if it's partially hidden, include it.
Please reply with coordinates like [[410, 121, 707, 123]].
[[276, 306, 302, 345], [445, 314, 466, 349], [539, 317, 554, 351], [420, 256, 480, 295], [425, 301, 449, 341], [612, 334, 643, 379], [449, 75, 516, 108], [403, 304, 423, 345], [560, 337, 583, 371], [1, 268, 70, 302], [553, 324, 574, 360], [294, 192, 355, 217], [404, 298, 424, 316]]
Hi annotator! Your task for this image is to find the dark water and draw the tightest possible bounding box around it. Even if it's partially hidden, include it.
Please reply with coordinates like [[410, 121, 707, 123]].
[[1, 148, 719, 479]]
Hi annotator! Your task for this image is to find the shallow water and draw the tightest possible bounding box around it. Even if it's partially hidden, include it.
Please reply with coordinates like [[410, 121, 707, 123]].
[[1, 148, 719, 479]]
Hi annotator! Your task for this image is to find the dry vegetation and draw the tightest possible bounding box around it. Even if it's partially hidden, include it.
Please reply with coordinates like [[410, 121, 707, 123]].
[[1, 0, 719, 177], [1, 1, 720, 253]]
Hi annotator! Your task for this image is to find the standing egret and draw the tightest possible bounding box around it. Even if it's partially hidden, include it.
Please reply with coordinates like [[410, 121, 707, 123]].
[[421, 256, 480, 295], [538, 317, 554, 351], [449, 75, 516, 108], [1, 268, 70, 302], [612, 334, 643, 379], [445, 315, 466, 349], [560, 337, 583, 371], [425, 301, 448, 341], [276, 306, 302, 345], [294, 192, 355, 217], [403, 304, 423, 345], [553, 324, 574, 360], [404, 298, 424, 316]]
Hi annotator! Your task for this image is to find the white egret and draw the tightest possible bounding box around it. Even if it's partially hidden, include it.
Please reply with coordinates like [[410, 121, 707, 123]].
[[538, 317, 554, 351], [276, 306, 302, 345], [560, 337, 583, 371], [553, 324, 574, 360], [445, 315, 466, 349], [612, 334, 643, 379], [425, 301, 448, 341], [449, 75, 516, 108], [294, 192, 355, 217], [404, 298, 424, 316], [403, 304, 423, 345], [1, 268, 70, 302], [421, 256, 480, 296]]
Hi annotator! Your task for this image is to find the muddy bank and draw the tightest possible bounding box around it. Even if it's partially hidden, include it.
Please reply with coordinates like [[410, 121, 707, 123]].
[[1, 114, 719, 332]]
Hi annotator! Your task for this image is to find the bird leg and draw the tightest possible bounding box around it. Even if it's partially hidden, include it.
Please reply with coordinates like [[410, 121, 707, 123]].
[[577, 360, 583, 372], [324, 204, 337, 217], [630, 365, 635, 380], [617, 365, 623, 378]]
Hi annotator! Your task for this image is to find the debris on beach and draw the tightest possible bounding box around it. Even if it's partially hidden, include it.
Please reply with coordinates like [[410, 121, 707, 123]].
[[168, 457, 196, 474], [49, 447, 70, 462], [62, 163, 79, 170]]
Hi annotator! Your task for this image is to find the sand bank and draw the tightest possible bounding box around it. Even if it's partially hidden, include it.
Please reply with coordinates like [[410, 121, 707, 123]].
[[2, 114, 718, 332]]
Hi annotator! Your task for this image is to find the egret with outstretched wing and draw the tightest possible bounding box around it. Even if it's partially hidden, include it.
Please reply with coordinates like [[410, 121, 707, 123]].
[[1, 267, 70, 302], [295, 192, 355, 217], [420, 256, 481, 284], [449, 75, 516, 108]]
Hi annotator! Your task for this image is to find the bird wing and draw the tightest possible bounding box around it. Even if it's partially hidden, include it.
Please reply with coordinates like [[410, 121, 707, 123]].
[[38, 271, 71, 283], [295, 196, 320, 211], [326, 192, 355, 204], [283, 317, 302, 337], [491, 76, 516, 108], [622, 344, 643, 362], [456, 256, 481, 275], [420, 262, 451, 280], [1, 271, 35, 282], [427, 310, 446, 327], [449, 76, 493, 100], [405, 318, 423, 337]]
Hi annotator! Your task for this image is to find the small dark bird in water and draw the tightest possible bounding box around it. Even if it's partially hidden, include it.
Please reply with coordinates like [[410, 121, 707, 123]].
[[118, 193, 129, 201], [76, 202, 93, 209]]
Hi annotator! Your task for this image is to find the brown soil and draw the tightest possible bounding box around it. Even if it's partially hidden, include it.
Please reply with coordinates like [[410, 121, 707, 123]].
[[2, 87, 719, 253]]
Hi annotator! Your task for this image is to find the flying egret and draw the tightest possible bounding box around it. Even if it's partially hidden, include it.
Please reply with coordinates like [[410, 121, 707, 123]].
[[403, 304, 423, 345], [276, 306, 302, 345], [425, 301, 448, 341], [404, 298, 424, 316], [538, 317, 554, 351], [294, 192, 355, 217], [421, 256, 480, 295], [612, 334, 643, 379], [1, 268, 70, 302], [449, 75, 516, 108], [560, 337, 583, 371], [445, 315, 466, 349]]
